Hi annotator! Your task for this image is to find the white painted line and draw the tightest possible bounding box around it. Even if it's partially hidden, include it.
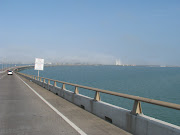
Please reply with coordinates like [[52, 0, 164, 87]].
[[15, 74, 87, 135], [0, 71, 6, 74], [0, 74, 7, 79]]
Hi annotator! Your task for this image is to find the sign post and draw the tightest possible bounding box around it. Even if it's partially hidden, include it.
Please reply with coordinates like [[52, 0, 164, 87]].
[[34, 58, 44, 77]]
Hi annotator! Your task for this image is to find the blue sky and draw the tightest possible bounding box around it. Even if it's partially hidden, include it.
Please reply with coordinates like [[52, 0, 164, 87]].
[[0, 0, 180, 65]]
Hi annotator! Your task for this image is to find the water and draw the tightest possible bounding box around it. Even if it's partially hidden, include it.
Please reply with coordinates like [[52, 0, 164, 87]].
[[20, 66, 180, 126]]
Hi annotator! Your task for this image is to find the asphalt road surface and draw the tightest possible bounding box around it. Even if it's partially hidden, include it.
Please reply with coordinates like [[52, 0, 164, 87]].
[[0, 73, 131, 135]]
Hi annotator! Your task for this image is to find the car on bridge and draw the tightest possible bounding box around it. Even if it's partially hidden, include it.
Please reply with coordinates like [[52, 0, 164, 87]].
[[7, 71, 13, 75]]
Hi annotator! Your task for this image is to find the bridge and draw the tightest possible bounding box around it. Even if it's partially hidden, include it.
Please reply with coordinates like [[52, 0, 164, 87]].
[[0, 68, 130, 135], [0, 66, 180, 135]]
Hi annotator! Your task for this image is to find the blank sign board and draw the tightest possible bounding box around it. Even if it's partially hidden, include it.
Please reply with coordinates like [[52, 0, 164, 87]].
[[34, 58, 44, 70]]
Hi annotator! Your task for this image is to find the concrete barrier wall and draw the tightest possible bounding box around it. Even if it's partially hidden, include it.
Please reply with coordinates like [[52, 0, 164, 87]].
[[0, 71, 6, 74], [26, 76, 180, 135]]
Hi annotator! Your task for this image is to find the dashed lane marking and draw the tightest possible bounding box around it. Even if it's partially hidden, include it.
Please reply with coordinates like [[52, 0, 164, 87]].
[[0, 74, 7, 79]]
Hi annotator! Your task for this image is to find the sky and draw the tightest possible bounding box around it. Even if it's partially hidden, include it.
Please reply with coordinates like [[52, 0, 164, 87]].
[[0, 0, 180, 65]]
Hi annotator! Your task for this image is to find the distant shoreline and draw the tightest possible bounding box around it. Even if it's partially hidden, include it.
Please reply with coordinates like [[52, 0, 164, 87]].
[[44, 64, 180, 68]]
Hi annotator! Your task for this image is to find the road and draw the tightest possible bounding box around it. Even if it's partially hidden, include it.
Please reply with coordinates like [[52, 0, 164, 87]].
[[0, 73, 131, 135]]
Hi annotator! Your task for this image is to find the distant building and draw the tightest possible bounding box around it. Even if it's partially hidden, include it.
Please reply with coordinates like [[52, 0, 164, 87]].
[[115, 59, 121, 65], [45, 62, 52, 65]]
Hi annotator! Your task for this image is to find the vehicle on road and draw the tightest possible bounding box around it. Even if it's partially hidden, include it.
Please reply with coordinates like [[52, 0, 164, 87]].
[[7, 71, 13, 75]]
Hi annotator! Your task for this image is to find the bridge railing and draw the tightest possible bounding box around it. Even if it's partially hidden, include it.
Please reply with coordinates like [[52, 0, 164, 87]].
[[16, 72, 180, 115]]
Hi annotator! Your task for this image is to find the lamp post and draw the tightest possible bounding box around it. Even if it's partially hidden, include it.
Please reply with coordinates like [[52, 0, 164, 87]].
[[1, 57, 4, 71]]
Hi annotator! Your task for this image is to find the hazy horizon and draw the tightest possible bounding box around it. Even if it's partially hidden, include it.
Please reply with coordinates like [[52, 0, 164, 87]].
[[0, 1, 180, 66]]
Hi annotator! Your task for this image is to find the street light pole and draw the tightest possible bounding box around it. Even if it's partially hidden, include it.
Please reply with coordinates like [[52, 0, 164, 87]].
[[2, 58, 4, 71]]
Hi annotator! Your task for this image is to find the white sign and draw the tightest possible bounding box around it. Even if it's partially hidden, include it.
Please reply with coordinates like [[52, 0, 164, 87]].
[[34, 58, 44, 70]]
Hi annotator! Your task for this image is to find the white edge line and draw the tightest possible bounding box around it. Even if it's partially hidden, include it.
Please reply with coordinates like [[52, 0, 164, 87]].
[[15, 74, 87, 135]]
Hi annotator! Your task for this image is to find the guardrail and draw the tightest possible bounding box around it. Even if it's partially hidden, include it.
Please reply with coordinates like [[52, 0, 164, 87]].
[[16, 71, 180, 115]]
